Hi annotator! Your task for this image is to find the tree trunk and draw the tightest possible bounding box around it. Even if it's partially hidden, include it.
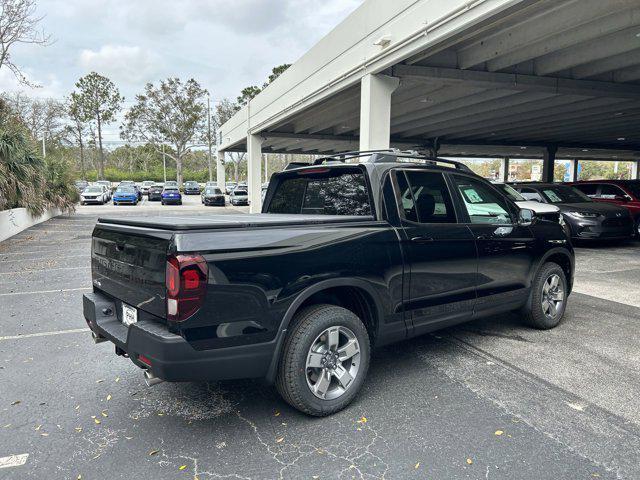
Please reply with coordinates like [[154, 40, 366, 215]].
[[96, 111, 105, 179], [175, 151, 183, 186], [78, 134, 86, 180], [234, 161, 239, 183]]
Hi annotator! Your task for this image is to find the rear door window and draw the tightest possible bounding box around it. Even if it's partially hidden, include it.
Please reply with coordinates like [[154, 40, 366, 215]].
[[598, 184, 626, 199], [396, 170, 456, 223], [267, 168, 372, 216]]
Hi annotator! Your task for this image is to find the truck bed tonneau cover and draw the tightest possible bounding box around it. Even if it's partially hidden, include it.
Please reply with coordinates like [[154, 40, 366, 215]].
[[96, 214, 375, 231]]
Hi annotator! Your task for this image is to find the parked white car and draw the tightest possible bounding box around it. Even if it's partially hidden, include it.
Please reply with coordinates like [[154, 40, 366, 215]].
[[493, 183, 569, 236], [80, 185, 109, 205]]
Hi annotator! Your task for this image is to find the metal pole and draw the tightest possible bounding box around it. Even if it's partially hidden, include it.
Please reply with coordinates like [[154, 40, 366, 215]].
[[207, 95, 213, 182], [162, 144, 166, 183]]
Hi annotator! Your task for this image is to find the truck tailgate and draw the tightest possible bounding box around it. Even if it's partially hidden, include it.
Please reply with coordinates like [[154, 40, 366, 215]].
[[91, 224, 171, 319]]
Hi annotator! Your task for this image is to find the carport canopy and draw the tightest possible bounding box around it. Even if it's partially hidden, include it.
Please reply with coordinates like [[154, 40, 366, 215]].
[[217, 0, 640, 211]]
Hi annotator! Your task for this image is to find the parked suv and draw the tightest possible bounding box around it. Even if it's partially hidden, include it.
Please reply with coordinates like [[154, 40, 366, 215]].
[[85, 151, 574, 416], [568, 180, 640, 236], [512, 183, 633, 240]]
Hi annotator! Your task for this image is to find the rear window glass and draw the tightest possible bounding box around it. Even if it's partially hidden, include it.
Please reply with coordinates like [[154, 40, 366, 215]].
[[267, 169, 371, 216], [116, 186, 134, 193]]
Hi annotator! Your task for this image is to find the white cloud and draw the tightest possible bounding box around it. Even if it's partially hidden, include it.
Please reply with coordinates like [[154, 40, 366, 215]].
[[78, 45, 162, 85], [0, 68, 63, 99]]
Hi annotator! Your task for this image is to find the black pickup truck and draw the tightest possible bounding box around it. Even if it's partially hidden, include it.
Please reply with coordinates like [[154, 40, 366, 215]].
[[84, 151, 574, 416]]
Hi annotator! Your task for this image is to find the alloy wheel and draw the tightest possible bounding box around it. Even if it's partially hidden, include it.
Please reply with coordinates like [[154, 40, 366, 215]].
[[305, 326, 361, 400], [541, 274, 564, 320]]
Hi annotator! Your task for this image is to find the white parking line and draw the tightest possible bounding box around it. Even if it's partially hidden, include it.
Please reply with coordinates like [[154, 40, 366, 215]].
[[0, 328, 89, 341], [0, 453, 29, 469], [0, 266, 89, 276], [0, 254, 90, 264], [0, 287, 91, 297], [1, 249, 89, 256]]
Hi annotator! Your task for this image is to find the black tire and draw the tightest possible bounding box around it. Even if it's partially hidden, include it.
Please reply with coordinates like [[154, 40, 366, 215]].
[[522, 262, 568, 329], [276, 304, 370, 416], [635, 216, 640, 238]]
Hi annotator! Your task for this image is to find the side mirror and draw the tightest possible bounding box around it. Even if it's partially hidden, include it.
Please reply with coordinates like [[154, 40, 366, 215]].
[[518, 208, 535, 226]]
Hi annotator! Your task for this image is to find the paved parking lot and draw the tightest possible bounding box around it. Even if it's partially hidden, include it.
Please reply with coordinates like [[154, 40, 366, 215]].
[[1, 207, 639, 479]]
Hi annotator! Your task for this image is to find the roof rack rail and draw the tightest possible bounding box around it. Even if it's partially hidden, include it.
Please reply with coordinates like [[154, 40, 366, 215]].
[[289, 149, 474, 174], [367, 151, 474, 173], [312, 149, 399, 165]]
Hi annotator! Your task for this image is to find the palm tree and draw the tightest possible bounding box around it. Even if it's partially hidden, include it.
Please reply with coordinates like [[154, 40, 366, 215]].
[[0, 98, 77, 215]]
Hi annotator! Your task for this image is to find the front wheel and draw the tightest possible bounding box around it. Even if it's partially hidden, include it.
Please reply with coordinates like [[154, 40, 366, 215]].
[[276, 304, 370, 416], [522, 262, 568, 329]]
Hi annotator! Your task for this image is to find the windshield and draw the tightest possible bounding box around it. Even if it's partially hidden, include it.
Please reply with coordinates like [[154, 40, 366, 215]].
[[143, 181, 154, 186], [205, 188, 221, 195], [186, 182, 198, 186], [234, 189, 248, 195], [496, 183, 526, 202], [164, 189, 179, 193], [267, 167, 372, 216], [84, 187, 103, 193], [116, 186, 135, 193], [540, 185, 592, 203]]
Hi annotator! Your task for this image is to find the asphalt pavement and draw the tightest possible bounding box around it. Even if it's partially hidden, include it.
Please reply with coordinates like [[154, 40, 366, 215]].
[[1, 201, 639, 479]]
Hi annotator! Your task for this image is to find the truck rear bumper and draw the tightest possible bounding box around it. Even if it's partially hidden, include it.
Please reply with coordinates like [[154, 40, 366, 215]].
[[83, 291, 274, 382]]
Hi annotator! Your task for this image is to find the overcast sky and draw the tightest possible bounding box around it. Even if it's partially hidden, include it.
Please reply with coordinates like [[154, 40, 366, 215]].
[[1, 0, 362, 113]]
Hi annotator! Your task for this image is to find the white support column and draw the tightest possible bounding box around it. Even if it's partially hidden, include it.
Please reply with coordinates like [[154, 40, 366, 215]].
[[216, 150, 226, 188], [247, 134, 264, 213], [631, 160, 639, 180], [566, 159, 577, 182], [359, 74, 400, 151]]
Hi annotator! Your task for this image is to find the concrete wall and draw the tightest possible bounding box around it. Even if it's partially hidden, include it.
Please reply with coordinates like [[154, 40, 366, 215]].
[[0, 208, 60, 243]]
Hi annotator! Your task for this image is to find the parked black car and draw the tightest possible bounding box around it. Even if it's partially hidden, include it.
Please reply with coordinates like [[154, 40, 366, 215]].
[[201, 186, 225, 206], [148, 185, 164, 201], [85, 151, 574, 416], [512, 183, 634, 240], [184, 181, 201, 195]]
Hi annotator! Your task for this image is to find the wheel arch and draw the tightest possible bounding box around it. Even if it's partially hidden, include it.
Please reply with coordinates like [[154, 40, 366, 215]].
[[265, 278, 383, 384], [540, 248, 574, 293]]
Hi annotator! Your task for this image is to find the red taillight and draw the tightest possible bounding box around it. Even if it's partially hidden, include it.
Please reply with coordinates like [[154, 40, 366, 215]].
[[138, 354, 152, 367], [165, 254, 208, 322]]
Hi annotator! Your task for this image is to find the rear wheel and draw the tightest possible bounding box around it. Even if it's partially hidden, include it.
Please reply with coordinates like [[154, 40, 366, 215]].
[[522, 262, 567, 329], [276, 304, 370, 416], [635, 216, 640, 238]]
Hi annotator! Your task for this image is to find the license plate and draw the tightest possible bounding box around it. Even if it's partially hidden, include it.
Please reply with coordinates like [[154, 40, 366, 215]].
[[122, 303, 138, 326]]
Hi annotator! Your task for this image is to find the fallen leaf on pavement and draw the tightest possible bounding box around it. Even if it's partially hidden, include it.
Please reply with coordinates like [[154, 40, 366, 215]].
[[275, 437, 284, 443], [149, 450, 159, 456], [11, 400, 20, 405], [356, 416, 367, 424], [179, 465, 187, 471], [106, 394, 112, 401], [415, 462, 420, 469], [495, 430, 504, 436], [466, 458, 473, 465]]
